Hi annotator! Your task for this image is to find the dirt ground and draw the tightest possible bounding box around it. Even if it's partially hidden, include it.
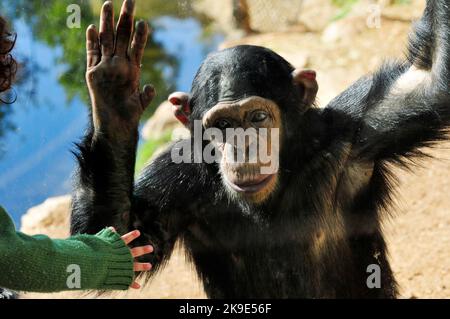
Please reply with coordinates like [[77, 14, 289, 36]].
[[22, 3, 448, 299]]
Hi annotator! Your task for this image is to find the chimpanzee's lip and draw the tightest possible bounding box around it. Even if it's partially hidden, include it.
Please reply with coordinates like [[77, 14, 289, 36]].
[[226, 174, 276, 194]]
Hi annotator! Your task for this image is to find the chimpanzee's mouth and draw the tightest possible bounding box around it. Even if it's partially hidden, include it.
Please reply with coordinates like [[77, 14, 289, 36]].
[[225, 174, 276, 194]]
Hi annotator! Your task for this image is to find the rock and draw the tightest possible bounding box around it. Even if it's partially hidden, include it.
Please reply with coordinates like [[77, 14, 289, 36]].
[[148, 127, 191, 162], [279, 52, 309, 69], [322, 15, 368, 44], [193, 0, 234, 34], [246, 0, 304, 33], [141, 101, 184, 141], [297, 0, 339, 32], [195, 0, 335, 34], [172, 127, 191, 140], [381, 0, 425, 22], [194, 0, 423, 39], [21, 195, 71, 238]]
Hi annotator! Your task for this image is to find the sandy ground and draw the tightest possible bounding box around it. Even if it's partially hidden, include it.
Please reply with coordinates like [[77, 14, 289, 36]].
[[22, 3, 449, 299]]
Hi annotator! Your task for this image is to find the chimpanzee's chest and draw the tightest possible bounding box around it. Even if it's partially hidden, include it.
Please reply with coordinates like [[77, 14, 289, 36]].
[[186, 214, 344, 298], [184, 159, 377, 297]]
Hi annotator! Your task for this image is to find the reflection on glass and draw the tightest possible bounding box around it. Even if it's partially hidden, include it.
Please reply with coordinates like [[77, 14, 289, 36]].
[[0, 0, 223, 224]]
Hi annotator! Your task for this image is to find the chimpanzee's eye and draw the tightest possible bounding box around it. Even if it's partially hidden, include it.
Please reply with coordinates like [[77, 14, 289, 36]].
[[251, 111, 268, 123], [215, 118, 233, 130]]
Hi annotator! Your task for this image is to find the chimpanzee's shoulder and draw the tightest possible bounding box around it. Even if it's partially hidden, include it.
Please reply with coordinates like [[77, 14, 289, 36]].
[[323, 75, 374, 116]]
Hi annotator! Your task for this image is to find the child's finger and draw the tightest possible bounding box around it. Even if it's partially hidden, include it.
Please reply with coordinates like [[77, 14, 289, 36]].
[[131, 245, 153, 258], [121, 230, 140, 245], [134, 262, 152, 272], [130, 282, 141, 289]]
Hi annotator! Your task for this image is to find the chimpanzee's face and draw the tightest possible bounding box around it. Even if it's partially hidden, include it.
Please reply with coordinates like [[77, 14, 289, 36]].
[[202, 96, 282, 204], [169, 45, 319, 204]]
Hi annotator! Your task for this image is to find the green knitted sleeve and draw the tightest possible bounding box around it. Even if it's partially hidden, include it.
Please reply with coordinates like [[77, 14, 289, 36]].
[[0, 206, 134, 292]]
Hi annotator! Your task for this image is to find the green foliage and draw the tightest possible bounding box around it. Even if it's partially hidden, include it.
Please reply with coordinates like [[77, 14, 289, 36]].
[[2, 1, 95, 102], [332, 0, 411, 6], [331, 0, 359, 7], [393, 0, 411, 4], [91, 0, 191, 20], [2, 0, 179, 121], [0, 0, 215, 167], [331, 0, 411, 21], [331, 0, 359, 21], [135, 131, 172, 173]]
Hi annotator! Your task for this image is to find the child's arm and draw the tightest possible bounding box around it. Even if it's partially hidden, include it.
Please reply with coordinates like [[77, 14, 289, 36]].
[[0, 206, 151, 292]]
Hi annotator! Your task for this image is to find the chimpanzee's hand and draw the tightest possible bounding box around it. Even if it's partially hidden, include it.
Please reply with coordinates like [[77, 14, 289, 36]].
[[85, 0, 155, 138]]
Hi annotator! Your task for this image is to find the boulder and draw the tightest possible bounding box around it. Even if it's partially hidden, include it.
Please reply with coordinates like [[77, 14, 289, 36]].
[[381, 0, 425, 22], [141, 101, 185, 141], [21, 195, 71, 238], [195, 0, 337, 34], [297, 0, 340, 32], [322, 15, 368, 44]]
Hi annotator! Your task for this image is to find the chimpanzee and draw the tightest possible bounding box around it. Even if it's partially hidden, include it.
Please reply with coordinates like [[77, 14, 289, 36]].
[[71, 0, 450, 298]]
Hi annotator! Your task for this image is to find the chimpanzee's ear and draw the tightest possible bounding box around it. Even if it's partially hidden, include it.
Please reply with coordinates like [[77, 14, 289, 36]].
[[292, 69, 318, 106], [168, 92, 191, 127]]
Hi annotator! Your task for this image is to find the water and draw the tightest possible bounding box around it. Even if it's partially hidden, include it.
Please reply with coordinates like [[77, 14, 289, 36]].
[[0, 4, 223, 226]]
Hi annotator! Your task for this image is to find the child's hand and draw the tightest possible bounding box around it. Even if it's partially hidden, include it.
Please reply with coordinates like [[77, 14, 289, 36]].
[[111, 228, 153, 289]]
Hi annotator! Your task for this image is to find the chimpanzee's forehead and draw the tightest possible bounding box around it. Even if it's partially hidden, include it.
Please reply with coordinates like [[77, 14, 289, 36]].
[[215, 47, 293, 101], [190, 45, 296, 114], [217, 71, 262, 102]]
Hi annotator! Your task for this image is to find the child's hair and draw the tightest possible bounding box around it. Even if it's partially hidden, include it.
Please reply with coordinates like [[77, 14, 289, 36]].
[[0, 16, 17, 102]]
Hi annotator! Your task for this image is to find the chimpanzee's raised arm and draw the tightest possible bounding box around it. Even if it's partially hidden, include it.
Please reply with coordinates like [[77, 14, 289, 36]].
[[325, 0, 450, 163], [70, 0, 203, 273], [71, 0, 153, 235]]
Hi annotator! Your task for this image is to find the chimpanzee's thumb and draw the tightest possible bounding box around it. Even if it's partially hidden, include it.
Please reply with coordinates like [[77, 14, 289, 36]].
[[140, 84, 156, 110]]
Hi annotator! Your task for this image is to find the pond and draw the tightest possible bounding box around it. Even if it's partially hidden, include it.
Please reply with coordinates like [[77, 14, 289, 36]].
[[0, 0, 223, 225]]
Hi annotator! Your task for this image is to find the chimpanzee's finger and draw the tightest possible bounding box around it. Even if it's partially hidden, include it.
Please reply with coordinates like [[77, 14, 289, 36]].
[[99, 1, 115, 57], [140, 84, 156, 110], [115, 0, 135, 57], [86, 25, 100, 68], [121, 229, 140, 245], [130, 20, 149, 66]]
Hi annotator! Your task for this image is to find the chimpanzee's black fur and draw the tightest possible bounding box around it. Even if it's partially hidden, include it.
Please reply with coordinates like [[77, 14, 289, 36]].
[[71, 1, 450, 298]]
